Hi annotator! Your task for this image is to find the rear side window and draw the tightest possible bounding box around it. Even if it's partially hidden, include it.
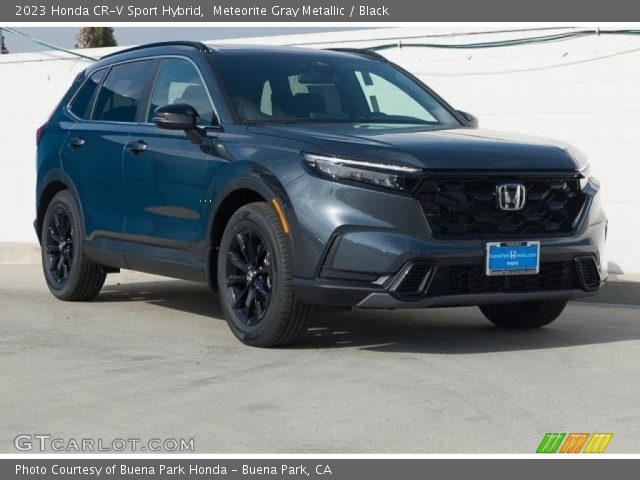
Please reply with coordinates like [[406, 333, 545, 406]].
[[69, 69, 106, 119], [93, 60, 154, 122], [147, 58, 215, 126]]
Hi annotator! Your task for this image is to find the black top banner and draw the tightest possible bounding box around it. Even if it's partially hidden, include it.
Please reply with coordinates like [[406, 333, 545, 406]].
[[3, 0, 640, 22]]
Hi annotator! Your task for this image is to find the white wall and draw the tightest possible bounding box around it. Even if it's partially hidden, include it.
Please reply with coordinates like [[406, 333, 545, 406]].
[[1, 27, 639, 273]]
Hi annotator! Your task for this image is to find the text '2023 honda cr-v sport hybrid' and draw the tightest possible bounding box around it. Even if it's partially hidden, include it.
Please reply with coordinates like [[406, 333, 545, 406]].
[[35, 42, 607, 346]]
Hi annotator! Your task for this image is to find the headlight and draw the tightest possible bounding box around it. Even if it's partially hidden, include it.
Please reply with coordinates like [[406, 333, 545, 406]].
[[302, 153, 423, 192], [578, 162, 593, 190]]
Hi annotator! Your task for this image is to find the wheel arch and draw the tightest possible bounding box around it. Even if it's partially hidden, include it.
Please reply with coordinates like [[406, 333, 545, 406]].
[[205, 175, 294, 291], [36, 171, 85, 244]]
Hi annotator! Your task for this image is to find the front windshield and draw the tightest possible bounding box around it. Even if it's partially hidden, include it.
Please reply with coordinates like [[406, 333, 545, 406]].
[[215, 52, 461, 127]]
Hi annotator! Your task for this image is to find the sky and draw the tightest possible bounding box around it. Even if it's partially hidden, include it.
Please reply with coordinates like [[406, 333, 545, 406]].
[[0, 27, 363, 53]]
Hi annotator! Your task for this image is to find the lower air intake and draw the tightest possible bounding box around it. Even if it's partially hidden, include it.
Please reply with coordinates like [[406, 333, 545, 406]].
[[575, 256, 601, 292], [392, 262, 433, 299]]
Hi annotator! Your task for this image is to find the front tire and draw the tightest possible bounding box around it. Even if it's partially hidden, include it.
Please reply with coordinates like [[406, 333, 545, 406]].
[[41, 190, 106, 301], [479, 299, 568, 329], [217, 202, 312, 347]]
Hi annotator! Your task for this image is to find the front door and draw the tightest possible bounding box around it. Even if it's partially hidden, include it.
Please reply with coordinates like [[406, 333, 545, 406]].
[[123, 57, 223, 246]]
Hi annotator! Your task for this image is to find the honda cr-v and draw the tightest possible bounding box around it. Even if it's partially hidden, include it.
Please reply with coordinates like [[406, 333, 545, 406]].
[[35, 42, 607, 346]]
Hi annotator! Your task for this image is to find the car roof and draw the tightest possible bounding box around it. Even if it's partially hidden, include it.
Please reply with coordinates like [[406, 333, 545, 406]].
[[210, 44, 388, 61], [87, 41, 382, 76]]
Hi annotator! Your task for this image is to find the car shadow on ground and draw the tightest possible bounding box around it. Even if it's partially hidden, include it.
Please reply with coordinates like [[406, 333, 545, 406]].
[[96, 279, 640, 354], [98, 280, 223, 318]]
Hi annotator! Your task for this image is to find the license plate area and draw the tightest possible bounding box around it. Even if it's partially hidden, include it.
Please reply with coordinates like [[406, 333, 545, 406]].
[[485, 241, 540, 276]]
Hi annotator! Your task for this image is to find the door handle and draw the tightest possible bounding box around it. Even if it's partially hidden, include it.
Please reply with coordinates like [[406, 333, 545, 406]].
[[126, 140, 147, 154], [67, 137, 85, 149]]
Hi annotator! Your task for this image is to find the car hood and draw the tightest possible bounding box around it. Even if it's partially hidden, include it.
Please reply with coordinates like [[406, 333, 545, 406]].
[[248, 124, 586, 172]]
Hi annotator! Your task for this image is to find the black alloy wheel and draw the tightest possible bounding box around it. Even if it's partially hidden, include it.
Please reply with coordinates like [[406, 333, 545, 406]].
[[40, 190, 106, 301], [225, 228, 273, 326], [44, 205, 74, 285], [217, 202, 312, 347]]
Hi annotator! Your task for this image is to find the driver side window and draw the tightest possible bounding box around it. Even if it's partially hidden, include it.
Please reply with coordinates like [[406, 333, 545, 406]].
[[147, 58, 215, 126]]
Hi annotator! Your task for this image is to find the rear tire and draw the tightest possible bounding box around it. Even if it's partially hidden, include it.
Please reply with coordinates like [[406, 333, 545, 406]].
[[217, 202, 312, 347], [479, 299, 568, 329], [41, 190, 106, 301]]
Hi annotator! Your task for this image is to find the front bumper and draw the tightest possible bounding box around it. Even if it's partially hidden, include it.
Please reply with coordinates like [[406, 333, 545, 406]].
[[294, 279, 592, 309], [293, 218, 607, 309], [288, 172, 607, 309]]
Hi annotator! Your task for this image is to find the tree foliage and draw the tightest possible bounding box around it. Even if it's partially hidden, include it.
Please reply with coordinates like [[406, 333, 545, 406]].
[[75, 28, 117, 49]]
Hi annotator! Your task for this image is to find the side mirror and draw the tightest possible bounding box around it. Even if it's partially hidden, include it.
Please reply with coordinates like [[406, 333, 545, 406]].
[[457, 110, 479, 128], [153, 103, 199, 131]]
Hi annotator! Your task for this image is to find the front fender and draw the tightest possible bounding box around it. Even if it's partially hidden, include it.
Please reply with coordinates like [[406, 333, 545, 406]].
[[202, 162, 298, 290]]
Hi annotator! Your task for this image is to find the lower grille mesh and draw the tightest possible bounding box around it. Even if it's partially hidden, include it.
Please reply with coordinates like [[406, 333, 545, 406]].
[[428, 262, 579, 296]]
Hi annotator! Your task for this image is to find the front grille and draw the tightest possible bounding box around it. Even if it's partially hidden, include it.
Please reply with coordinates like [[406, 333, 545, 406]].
[[428, 261, 579, 296], [417, 176, 587, 239]]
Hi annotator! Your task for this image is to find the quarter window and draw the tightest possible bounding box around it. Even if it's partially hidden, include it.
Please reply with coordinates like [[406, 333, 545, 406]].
[[147, 58, 215, 126], [93, 60, 154, 123], [69, 69, 105, 119]]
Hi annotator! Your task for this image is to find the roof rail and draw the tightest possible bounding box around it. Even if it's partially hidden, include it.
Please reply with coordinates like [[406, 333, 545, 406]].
[[100, 41, 211, 60], [326, 48, 388, 62]]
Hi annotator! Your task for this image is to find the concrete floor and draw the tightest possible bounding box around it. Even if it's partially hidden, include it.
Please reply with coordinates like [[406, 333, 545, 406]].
[[1, 264, 639, 453]]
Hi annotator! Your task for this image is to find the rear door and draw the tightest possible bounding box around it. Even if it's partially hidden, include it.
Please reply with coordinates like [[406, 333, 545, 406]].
[[62, 59, 156, 238]]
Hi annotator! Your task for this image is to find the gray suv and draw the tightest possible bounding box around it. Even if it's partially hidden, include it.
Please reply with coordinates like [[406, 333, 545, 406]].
[[35, 42, 607, 346]]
